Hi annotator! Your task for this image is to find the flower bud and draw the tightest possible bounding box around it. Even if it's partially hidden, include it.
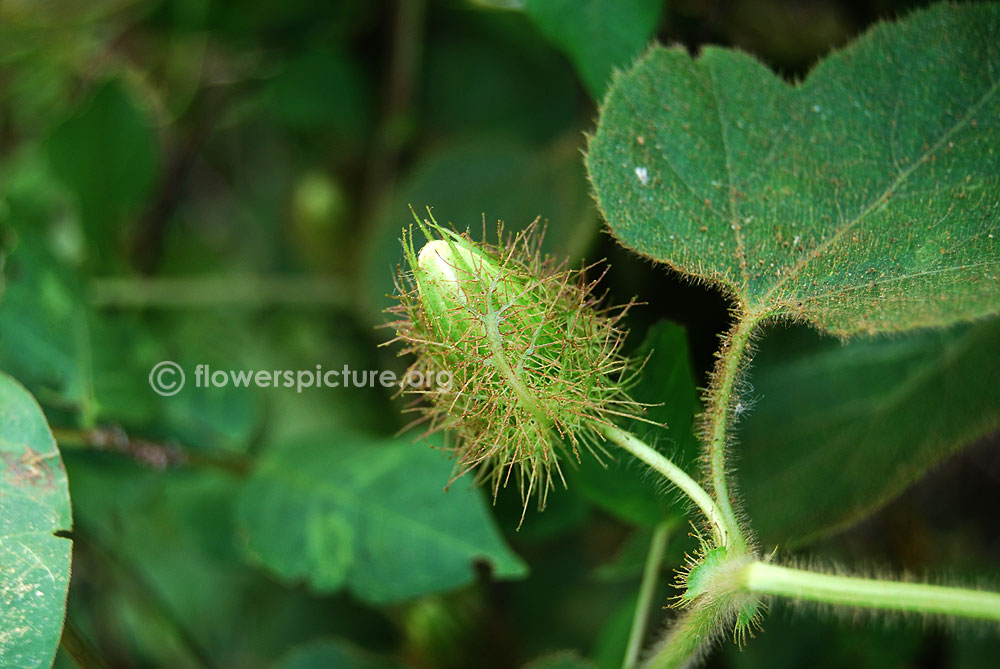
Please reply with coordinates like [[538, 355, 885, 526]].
[[388, 209, 641, 520], [415, 237, 509, 340]]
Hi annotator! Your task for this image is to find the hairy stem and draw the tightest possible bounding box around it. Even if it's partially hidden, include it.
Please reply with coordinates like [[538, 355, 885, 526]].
[[624, 521, 675, 669], [742, 561, 1000, 621], [704, 314, 761, 550], [642, 599, 727, 669], [600, 424, 728, 546]]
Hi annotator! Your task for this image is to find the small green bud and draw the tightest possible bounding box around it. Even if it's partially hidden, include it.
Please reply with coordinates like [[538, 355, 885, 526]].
[[415, 237, 509, 339], [388, 208, 642, 520]]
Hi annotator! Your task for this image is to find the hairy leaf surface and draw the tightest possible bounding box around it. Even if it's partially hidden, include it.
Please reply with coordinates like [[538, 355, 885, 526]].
[[588, 4, 1000, 336]]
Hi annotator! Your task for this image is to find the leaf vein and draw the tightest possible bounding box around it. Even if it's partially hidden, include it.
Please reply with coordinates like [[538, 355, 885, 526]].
[[756, 74, 1000, 312]]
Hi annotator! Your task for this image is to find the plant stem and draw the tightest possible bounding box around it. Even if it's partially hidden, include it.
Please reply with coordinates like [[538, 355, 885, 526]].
[[624, 521, 675, 669], [742, 561, 1000, 621], [600, 424, 728, 546], [642, 599, 724, 669], [704, 315, 761, 550], [53, 426, 251, 475]]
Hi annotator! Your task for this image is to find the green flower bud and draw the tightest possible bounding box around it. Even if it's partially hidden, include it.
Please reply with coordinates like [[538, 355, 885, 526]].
[[388, 208, 642, 520], [415, 237, 510, 340]]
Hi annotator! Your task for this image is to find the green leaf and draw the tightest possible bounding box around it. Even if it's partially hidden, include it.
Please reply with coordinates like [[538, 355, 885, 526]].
[[738, 317, 1000, 548], [587, 3, 1000, 337], [46, 79, 159, 267], [421, 21, 578, 142], [236, 434, 528, 603], [524, 0, 663, 99], [0, 372, 72, 668], [570, 321, 701, 526]]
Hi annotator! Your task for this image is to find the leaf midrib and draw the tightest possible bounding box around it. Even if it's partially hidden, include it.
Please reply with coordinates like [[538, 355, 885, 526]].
[[707, 61, 749, 287]]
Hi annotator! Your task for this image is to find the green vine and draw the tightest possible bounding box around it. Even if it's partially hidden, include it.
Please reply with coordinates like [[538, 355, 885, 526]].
[[390, 207, 1000, 669]]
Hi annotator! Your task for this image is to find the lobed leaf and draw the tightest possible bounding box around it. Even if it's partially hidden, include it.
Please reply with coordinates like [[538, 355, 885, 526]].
[[588, 3, 1000, 336]]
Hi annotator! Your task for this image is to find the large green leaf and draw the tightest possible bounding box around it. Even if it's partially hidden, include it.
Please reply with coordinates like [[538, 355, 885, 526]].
[[236, 434, 528, 604], [0, 372, 72, 668], [524, 0, 663, 99], [738, 317, 1000, 549], [587, 3, 1000, 337]]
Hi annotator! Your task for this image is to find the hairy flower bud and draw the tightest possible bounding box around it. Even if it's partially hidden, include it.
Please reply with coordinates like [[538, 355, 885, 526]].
[[387, 209, 642, 519]]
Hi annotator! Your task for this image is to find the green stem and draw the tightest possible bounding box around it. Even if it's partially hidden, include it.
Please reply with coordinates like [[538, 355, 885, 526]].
[[600, 424, 728, 547], [624, 521, 675, 669], [704, 315, 760, 550], [642, 599, 725, 669], [742, 561, 1000, 621]]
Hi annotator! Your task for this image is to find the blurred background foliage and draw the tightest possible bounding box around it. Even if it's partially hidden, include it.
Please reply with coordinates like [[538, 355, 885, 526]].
[[1, 0, 998, 667]]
